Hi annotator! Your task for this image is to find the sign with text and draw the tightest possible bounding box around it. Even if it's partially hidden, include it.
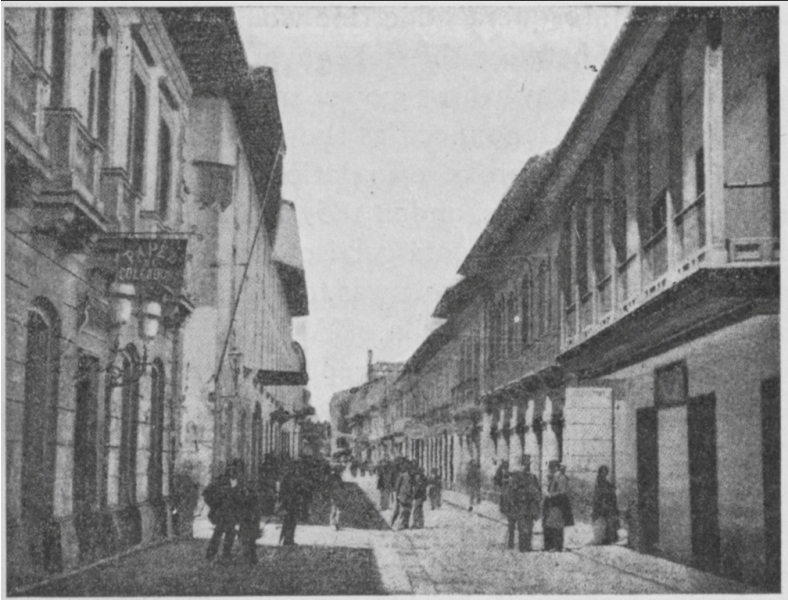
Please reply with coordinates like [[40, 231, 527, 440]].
[[97, 236, 188, 291]]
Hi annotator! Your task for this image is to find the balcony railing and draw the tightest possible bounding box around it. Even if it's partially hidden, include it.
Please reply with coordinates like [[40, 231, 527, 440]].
[[642, 227, 668, 285], [5, 31, 49, 160], [617, 254, 638, 308], [564, 303, 577, 345], [561, 186, 778, 354], [597, 274, 613, 318], [724, 184, 777, 262], [675, 195, 706, 262], [45, 109, 103, 210], [579, 291, 594, 336], [450, 377, 479, 406]]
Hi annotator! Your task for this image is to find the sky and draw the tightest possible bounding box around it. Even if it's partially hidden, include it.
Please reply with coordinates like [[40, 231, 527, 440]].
[[235, 5, 630, 421]]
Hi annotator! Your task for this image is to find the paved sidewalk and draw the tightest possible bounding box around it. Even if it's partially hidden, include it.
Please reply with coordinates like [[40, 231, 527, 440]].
[[351, 473, 762, 594]]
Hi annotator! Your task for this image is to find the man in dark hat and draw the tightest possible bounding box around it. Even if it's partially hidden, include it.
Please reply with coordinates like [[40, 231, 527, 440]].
[[204, 460, 247, 562]]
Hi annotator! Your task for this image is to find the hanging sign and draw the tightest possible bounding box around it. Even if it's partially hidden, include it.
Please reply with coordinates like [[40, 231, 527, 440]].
[[96, 236, 188, 290]]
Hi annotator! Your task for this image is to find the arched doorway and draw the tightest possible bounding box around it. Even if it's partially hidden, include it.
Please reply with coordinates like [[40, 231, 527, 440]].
[[148, 359, 167, 537], [118, 346, 142, 546], [73, 351, 100, 561], [148, 359, 165, 502], [21, 300, 61, 571]]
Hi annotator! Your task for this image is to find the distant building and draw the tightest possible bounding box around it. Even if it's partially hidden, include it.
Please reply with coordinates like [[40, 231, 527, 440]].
[[329, 352, 404, 462]]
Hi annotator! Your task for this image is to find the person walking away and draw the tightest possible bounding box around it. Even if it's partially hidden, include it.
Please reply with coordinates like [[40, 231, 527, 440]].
[[278, 463, 305, 546], [591, 465, 619, 545], [393, 462, 414, 529], [466, 459, 482, 511], [329, 466, 343, 531], [203, 461, 244, 561], [542, 460, 574, 551], [411, 470, 428, 529], [427, 468, 443, 509]]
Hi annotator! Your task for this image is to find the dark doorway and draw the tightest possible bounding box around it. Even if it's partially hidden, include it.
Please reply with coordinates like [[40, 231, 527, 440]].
[[761, 378, 780, 592], [687, 393, 720, 573], [74, 353, 100, 560], [636, 407, 659, 553], [22, 307, 62, 571]]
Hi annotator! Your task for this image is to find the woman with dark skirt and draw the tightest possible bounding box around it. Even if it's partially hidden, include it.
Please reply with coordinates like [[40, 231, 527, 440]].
[[542, 460, 573, 551], [591, 465, 619, 545]]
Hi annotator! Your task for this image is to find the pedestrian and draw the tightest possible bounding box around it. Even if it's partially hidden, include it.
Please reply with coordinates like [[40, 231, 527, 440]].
[[501, 456, 542, 552], [329, 466, 343, 531], [466, 459, 482, 511], [542, 460, 574, 552], [203, 461, 245, 562], [427, 468, 442, 509], [591, 465, 619, 545], [411, 470, 428, 529], [236, 476, 262, 564], [493, 459, 509, 489], [393, 462, 414, 530], [278, 462, 305, 546]]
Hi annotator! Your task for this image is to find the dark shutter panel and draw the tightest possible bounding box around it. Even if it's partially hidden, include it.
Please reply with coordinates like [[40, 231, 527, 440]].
[[636, 96, 652, 241], [558, 217, 572, 303], [592, 161, 607, 278], [576, 203, 588, 296], [668, 61, 683, 214], [612, 142, 627, 262]]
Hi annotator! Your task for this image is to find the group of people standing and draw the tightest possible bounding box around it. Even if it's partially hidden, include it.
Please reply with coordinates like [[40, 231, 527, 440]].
[[494, 457, 619, 552], [376, 458, 443, 530], [202, 455, 343, 564]]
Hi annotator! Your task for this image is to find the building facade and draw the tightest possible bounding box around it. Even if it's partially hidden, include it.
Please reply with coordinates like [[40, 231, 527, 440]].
[[363, 6, 779, 589], [160, 8, 311, 486], [6, 7, 311, 589], [6, 7, 194, 586]]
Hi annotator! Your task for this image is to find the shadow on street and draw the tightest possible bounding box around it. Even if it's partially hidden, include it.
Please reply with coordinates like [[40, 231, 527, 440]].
[[19, 540, 385, 596]]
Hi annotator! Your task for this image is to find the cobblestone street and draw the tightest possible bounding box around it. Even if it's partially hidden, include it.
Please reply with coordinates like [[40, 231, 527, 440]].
[[16, 473, 762, 596]]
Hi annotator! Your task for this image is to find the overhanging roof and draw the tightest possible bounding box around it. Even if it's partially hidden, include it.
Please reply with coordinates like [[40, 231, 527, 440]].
[[458, 150, 555, 278], [159, 9, 285, 212], [432, 274, 484, 319], [273, 200, 309, 316]]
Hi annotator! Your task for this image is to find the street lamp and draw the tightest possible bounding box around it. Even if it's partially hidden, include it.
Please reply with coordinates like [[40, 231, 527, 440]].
[[105, 286, 162, 388]]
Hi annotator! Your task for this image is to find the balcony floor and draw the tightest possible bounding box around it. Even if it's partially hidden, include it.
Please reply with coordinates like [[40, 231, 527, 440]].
[[557, 265, 779, 378]]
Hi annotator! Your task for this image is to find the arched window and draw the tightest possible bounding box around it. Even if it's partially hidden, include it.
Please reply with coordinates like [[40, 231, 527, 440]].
[[148, 359, 165, 502], [537, 261, 549, 338], [521, 270, 532, 346], [507, 291, 517, 355], [119, 346, 140, 507], [22, 300, 61, 570]]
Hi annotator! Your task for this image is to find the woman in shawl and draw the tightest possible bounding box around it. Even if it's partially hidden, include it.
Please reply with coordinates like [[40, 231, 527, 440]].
[[542, 460, 574, 551], [591, 465, 619, 545]]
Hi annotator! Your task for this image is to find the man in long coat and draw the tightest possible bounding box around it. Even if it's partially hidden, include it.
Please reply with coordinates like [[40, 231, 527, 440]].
[[501, 456, 542, 552]]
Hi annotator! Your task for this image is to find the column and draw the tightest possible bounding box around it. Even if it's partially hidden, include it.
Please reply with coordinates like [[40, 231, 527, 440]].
[[524, 400, 540, 481], [481, 411, 495, 487], [541, 396, 560, 485], [703, 12, 726, 264]]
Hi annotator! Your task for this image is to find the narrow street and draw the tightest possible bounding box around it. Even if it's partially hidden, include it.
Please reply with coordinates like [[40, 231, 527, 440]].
[[18, 471, 761, 596]]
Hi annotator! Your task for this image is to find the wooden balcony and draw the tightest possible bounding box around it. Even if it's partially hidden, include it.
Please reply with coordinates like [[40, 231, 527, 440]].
[[5, 30, 50, 172], [34, 109, 108, 249], [559, 188, 778, 374]]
